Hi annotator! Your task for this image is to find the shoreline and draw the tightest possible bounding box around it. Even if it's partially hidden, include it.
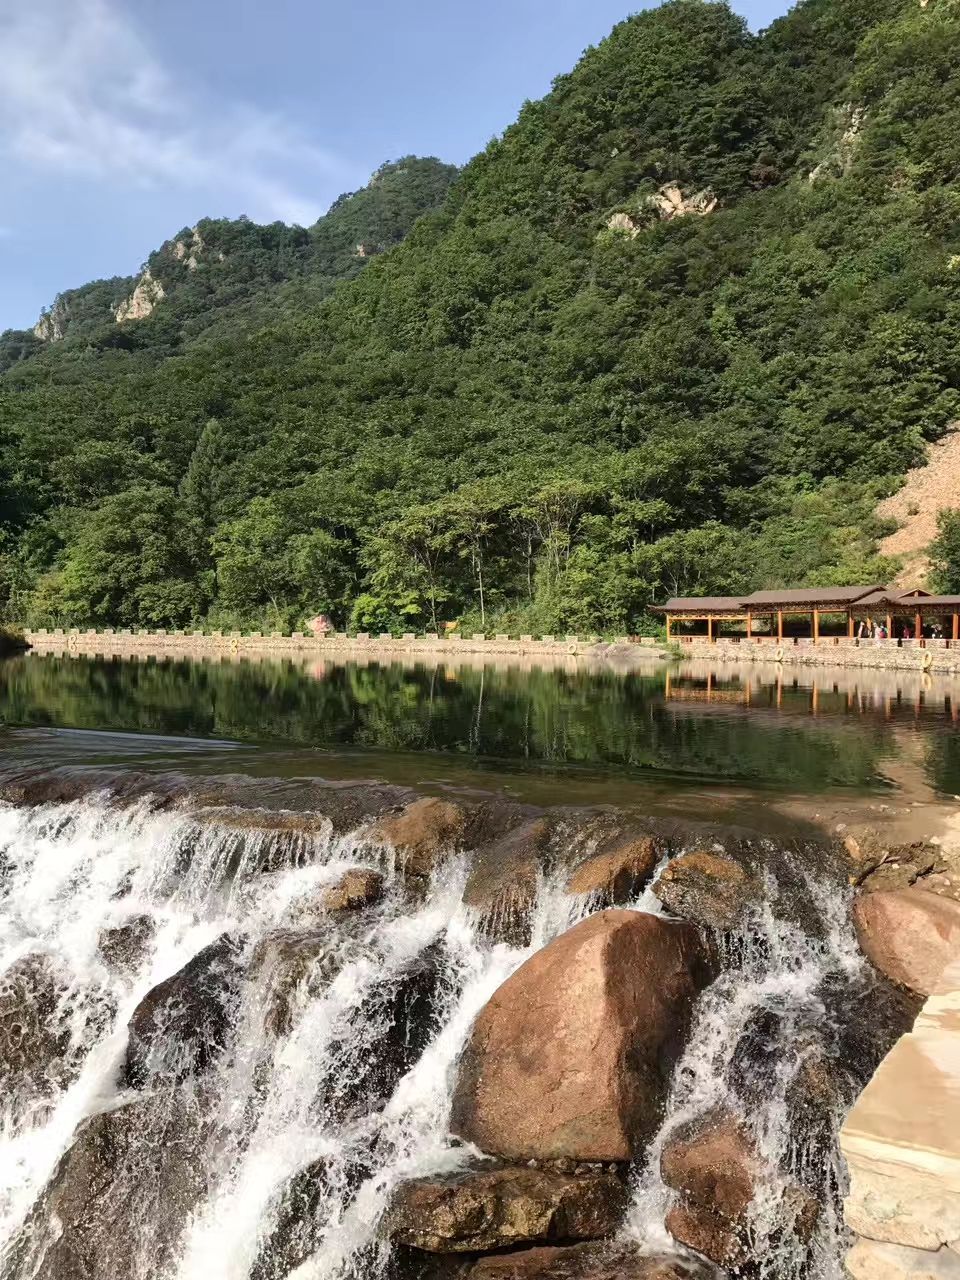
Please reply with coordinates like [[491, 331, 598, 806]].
[[19, 627, 664, 666], [17, 626, 960, 676]]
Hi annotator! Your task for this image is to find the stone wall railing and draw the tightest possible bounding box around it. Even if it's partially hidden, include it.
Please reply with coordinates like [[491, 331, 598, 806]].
[[676, 635, 960, 675], [20, 627, 666, 661]]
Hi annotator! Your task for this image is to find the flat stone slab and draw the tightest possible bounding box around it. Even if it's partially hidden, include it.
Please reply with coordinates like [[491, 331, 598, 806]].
[[847, 1239, 960, 1280], [842, 958, 960, 1251]]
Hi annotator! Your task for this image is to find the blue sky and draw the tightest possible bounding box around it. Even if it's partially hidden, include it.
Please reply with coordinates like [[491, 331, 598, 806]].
[[0, 0, 790, 332]]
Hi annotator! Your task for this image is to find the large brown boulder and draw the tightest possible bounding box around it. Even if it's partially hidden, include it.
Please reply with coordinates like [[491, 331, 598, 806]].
[[853, 887, 960, 995], [372, 798, 468, 879], [9, 1093, 208, 1280], [565, 836, 658, 904], [125, 934, 241, 1086], [653, 852, 759, 930], [468, 1243, 713, 1279], [387, 1164, 627, 1252], [463, 819, 553, 945], [451, 910, 711, 1162]]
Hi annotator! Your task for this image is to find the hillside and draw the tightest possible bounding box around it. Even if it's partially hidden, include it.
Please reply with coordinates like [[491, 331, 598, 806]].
[[2, 0, 959, 635]]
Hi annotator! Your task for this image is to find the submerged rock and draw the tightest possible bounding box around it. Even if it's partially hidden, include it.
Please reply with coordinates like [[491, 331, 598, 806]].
[[653, 851, 760, 930], [373, 797, 468, 879], [451, 910, 711, 1161], [250, 927, 340, 1036], [330, 941, 445, 1118], [125, 934, 242, 1086], [387, 1163, 628, 1252], [11, 1092, 208, 1280], [463, 818, 553, 945], [0, 953, 70, 1106], [323, 867, 385, 911], [250, 1155, 369, 1280], [661, 1109, 757, 1266], [853, 887, 960, 995], [98, 914, 155, 976], [565, 834, 658, 904], [661, 1108, 818, 1268]]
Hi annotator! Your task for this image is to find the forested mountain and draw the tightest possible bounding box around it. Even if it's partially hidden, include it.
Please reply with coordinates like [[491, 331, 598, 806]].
[[2, 0, 959, 635]]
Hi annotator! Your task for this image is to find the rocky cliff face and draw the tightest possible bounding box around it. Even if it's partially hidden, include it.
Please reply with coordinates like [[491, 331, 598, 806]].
[[112, 269, 166, 324]]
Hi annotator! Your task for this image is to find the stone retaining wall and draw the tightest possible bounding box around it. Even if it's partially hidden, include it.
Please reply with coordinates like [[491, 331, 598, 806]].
[[20, 627, 665, 662], [841, 956, 960, 1279], [678, 637, 960, 675]]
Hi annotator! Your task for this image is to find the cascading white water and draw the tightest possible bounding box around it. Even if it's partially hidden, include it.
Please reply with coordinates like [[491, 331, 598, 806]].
[[626, 858, 866, 1279], [0, 793, 874, 1280]]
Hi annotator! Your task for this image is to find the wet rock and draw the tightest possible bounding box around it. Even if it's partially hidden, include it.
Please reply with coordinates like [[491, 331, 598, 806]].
[[451, 910, 712, 1161], [848, 840, 946, 894], [467, 1242, 716, 1279], [331, 941, 444, 1117], [250, 1155, 369, 1280], [372, 797, 468, 879], [10, 1092, 208, 1280], [661, 1109, 757, 1267], [387, 1164, 628, 1252], [653, 851, 760, 930], [98, 914, 155, 975], [661, 1108, 818, 1268], [565, 835, 658, 904], [462, 818, 553, 945], [853, 887, 960, 995], [385, 1249, 475, 1280], [250, 928, 339, 1036], [323, 867, 385, 911], [125, 934, 242, 1086], [0, 953, 70, 1105]]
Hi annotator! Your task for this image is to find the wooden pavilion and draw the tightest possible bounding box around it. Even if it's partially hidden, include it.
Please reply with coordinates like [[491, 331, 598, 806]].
[[657, 585, 960, 644]]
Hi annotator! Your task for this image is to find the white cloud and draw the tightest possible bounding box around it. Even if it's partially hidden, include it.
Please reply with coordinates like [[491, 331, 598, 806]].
[[0, 0, 356, 226]]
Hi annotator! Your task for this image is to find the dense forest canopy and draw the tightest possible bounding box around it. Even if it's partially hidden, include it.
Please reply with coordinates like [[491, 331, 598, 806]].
[[2, 0, 959, 635]]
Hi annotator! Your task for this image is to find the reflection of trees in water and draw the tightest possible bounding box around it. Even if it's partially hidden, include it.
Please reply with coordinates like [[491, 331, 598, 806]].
[[924, 731, 960, 797], [0, 655, 911, 788]]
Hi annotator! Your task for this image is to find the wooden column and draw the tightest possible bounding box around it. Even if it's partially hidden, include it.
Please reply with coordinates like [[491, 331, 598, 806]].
[[777, 610, 783, 642], [915, 609, 923, 643], [886, 612, 893, 639], [847, 614, 855, 639], [813, 610, 820, 643], [746, 611, 753, 639], [665, 615, 672, 641], [707, 616, 714, 643], [953, 612, 959, 643]]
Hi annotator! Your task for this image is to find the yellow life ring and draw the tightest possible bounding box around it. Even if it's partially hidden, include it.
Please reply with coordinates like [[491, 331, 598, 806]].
[[775, 646, 785, 663], [922, 649, 933, 671]]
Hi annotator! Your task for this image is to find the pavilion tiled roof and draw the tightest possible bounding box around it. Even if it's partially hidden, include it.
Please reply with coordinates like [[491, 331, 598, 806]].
[[658, 596, 746, 614], [739, 586, 884, 608]]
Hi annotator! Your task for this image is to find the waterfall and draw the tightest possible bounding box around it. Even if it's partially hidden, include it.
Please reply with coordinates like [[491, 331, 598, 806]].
[[0, 788, 887, 1279]]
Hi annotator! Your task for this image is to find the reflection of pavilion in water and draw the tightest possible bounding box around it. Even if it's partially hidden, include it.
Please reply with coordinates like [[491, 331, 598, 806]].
[[667, 662, 960, 723]]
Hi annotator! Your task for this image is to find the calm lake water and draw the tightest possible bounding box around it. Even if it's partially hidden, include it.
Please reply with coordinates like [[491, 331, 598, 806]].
[[2, 649, 959, 799]]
